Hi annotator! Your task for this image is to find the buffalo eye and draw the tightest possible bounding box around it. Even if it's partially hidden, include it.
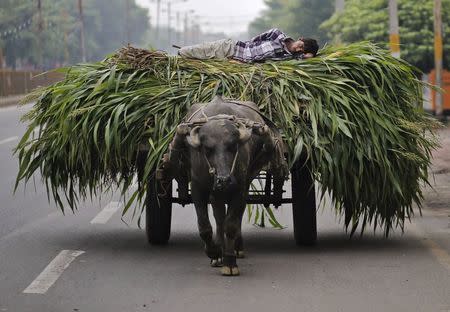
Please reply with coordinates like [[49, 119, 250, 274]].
[[226, 144, 237, 153]]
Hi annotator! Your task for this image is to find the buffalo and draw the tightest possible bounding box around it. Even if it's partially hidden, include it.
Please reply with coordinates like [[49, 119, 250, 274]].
[[167, 95, 288, 276]]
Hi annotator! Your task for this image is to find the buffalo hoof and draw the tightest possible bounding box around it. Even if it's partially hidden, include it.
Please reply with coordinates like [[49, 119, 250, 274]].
[[221, 255, 239, 276], [235, 250, 245, 258], [221, 266, 240, 276], [210, 258, 223, 267]]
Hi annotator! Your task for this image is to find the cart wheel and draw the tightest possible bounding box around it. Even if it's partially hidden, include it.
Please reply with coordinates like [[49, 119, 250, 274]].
[[290, 155, 317, 246], [146, 174, 172, 245]]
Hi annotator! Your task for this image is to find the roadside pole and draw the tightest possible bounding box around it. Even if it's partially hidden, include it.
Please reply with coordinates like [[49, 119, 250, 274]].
[[156, 0, 161, 46], [78, 0, 86, 62], [62, 10, 70, 65], [434, 0, 443, 117], [176, 12, 180, 45], [125, 0, 131, 44], [335, 0, 344, 43], [0, 47, 4, 69], [183, 12, 188, 45], [388, 0, 400, 58], [37, 0, 43, 69], [183, 9, 195, 46], [335, 0, 344, 12], [167, 2, 171, 47]]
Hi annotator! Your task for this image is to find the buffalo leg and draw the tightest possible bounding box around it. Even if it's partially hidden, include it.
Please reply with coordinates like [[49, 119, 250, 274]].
[[234, 218, 245, 258], [221, 195, 246, 276], [191, 184, 221, 261], [210, 198, 226, 267]]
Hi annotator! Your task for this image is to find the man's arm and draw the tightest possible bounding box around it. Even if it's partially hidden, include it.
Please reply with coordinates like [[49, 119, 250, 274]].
[[250, 28, 287, 42]]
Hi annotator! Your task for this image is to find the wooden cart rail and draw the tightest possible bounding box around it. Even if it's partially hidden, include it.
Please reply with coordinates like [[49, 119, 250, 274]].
[[138, 151, 317, 246]]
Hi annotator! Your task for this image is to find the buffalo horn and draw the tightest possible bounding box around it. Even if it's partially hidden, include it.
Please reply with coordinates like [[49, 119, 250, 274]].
[[186, 126, 201, 148]]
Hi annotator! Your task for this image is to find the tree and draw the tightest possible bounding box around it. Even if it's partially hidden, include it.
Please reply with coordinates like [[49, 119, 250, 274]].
[[321, 0, 450, 72], [249, 0, 334, 44], [0, 0, 150, 69], [85, 0, 150, 61], [0, 0, 37, 68]]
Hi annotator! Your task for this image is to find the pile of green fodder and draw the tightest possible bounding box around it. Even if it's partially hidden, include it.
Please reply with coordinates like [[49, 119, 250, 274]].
[[15, 42, 440, 235]]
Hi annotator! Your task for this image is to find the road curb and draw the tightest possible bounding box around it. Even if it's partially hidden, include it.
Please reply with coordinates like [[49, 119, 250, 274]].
[[0, 95, 25, 108]]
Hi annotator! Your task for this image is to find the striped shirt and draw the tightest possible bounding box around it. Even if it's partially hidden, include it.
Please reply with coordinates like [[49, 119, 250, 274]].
[[232, 28, 302, 63]]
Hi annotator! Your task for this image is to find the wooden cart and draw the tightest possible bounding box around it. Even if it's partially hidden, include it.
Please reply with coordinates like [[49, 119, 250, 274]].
[[136, 152, 317, 246]]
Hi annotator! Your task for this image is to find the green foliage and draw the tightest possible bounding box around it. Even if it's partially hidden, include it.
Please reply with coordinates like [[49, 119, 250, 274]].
[[0, 0, 150, 68], [249, 0, 334, 44], [321, 0, 450, 72], [0, 0, 36, 66], [248, 181, 285, 229], [15, 43, 440, 236]]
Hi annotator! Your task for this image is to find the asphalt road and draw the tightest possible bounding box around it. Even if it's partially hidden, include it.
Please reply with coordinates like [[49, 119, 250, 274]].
[[0, 104, 449, 312]]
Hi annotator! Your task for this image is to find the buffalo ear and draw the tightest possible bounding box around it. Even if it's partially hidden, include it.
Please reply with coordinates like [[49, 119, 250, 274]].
[[252, 124, 275, 151], [237, 122, 252, 143], [171, 124, 190, 150], [186, 126, 201, 148], [176, 124, 190, 136]]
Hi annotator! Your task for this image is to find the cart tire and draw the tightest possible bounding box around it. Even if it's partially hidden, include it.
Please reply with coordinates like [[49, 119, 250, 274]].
[[291, 156, 317, 246], [146, 175, 172, 245]]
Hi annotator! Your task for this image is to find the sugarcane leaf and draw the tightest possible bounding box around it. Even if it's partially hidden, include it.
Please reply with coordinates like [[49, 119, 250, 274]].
[[12, 43, 441, 235]]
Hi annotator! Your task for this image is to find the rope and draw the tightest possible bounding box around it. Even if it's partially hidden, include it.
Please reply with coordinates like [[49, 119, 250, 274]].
[[204, 144, 239, 178], [200, 107, 209, 122], [204, 153, 216, 175], [185, 106, 205, 122], [229, 146, 239, 176]]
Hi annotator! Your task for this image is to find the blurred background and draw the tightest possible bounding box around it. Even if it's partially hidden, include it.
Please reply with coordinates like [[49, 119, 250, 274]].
[[0, 0, 449, 115]]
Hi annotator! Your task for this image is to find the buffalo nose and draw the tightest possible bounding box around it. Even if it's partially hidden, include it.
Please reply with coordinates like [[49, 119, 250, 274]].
[[213, 175, 232, 191]]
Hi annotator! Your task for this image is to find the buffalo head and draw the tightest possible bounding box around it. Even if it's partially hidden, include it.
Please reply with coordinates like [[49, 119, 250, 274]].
[[175, 115, 270, 192]]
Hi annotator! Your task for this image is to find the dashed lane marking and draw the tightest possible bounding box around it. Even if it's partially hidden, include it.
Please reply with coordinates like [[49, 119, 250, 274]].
[[0, 136, 18, 145], [23, 250, 85, 294], [90, 201, 122, 224]]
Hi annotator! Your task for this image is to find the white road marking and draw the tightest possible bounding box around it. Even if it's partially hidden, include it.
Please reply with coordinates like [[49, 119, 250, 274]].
[[23, 250, 85, 294], [0, 136, 18, 145], [90, 201, 122, 224]]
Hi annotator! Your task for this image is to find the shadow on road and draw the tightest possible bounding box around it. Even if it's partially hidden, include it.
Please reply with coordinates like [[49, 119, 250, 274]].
[[51, 227, 423, 258]]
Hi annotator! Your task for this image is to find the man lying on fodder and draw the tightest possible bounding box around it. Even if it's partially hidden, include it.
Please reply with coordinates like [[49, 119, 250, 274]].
[[176, 28, 319, 62]]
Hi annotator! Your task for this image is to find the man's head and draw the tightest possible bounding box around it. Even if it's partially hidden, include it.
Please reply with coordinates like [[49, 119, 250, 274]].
[[286, 38, 319, 59]]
